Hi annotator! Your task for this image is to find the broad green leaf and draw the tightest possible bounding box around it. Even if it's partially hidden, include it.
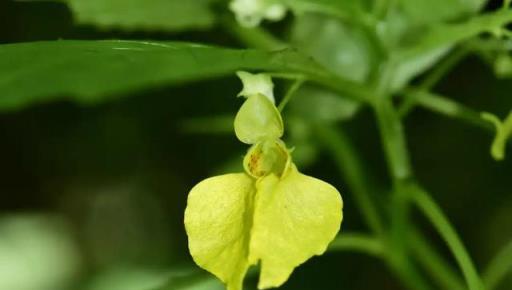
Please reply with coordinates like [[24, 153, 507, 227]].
[[249, 165, 343, 288], [0, 40, 330, 111], [184, 174, 255, 290], [61, 0, 216, 31], [234, 94, 283, 144]]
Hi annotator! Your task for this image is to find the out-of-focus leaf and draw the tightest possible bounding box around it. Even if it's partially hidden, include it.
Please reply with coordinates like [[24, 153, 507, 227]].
[[288, 86, 361, 123], [86, 267, 173, 290], [493, 53, 512, 78], [398, 9, 512, 61], [291, 13, 376, 82], [289, 13, 373, 120], [398, 0, 486, 25], [387, 9, 512, 92], [87, 267, 225, 290], [0, 40, 331, 111], [286, 117, 318, 168], [0, 215, 81, 290], [283, 0, 371, 24], [388, 46, 450, 92], [57, 0, 216, 31]]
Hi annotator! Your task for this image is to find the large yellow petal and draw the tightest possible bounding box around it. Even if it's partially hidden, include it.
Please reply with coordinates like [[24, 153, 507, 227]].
[[184, 174, 255, 290], [249, 165, 343, 289]]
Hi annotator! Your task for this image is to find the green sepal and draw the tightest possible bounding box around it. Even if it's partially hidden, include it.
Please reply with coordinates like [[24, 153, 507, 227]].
[[234, 94, 284, 144]]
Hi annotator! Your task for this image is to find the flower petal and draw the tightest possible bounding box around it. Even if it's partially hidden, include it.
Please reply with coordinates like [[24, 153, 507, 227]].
[[249, 165, 343, 289], [184, 174, 255, 290]]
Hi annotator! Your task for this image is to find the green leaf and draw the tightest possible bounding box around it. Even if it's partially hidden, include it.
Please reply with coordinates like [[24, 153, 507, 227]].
[[290, 13, 376, 83], [387, 9, 512, 92], [62, 0, 216, 31], [282, 0, 371, 25], [397, 0, 486, 25], [288, 86, 361, 123], [0, 215, 80, 290], [388, 46, 451, 92], [397, 9, 512, 61], [0, 40, 330, 111]]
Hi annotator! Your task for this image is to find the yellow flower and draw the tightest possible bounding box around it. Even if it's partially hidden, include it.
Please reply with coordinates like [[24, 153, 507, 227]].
[[184, 72, 343, 290]]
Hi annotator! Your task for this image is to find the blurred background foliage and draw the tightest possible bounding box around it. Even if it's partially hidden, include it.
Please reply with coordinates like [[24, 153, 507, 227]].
[[0, 0, 511, 290]]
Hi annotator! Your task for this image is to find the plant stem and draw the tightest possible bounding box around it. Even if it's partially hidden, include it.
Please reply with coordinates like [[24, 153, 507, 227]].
[[419, 47, 469, 91], [411, 185, 485, 290], [316, 125, 384, 235], [317, 125, 433, 290], [221, 16, 288, 50], [397, 9, 512, 59], [328, 233, 384, 257], [402, 89, 494, 131], [372, 94, 445, 290], [373, 97, 412, 181], [278, 78, 304, 112], [409, 229, 466, 290], [483, 240, 512, 290]]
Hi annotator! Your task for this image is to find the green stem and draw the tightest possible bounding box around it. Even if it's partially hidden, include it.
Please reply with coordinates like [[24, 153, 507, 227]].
[[318, 124, 431, 290], [398, 9, 512, 59], [316, 125, 384, 235], [372, 95, 433, 290], [419, 47, 469, 91], [330, 234, 433, 290], [410, 229, 466, 290], [483, 240, 512, 290], [402, 89, 493, 131], [411, 185, 485, 290], [328, 233, 384, 257], [372, 0, 394, 19], [373, 97, 412, 181], [221, 16, 288, 50], [278, 78, 304, 112]]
